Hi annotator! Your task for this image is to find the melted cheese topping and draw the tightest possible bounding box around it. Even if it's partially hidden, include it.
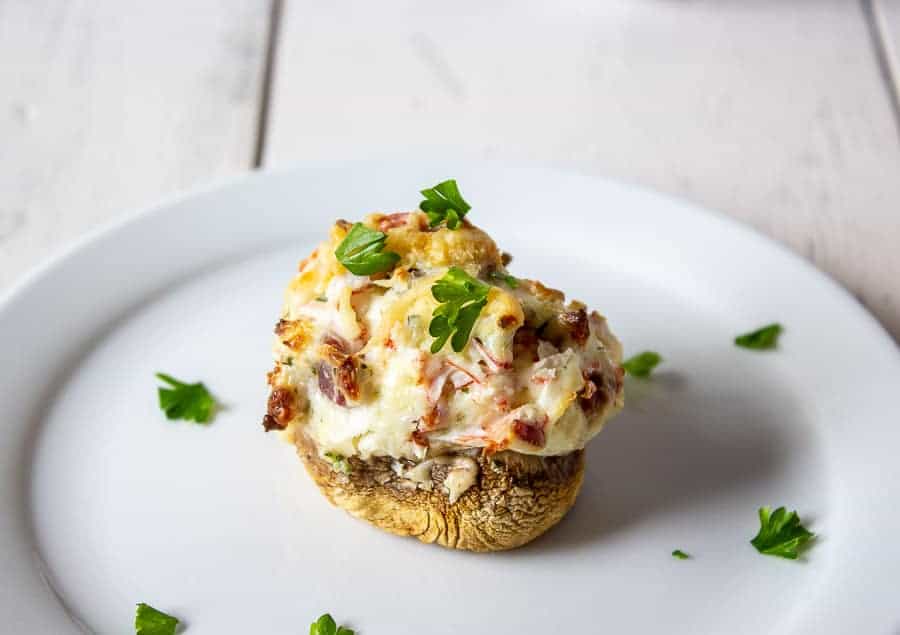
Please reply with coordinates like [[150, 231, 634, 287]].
[[266, 211, 624, 464]]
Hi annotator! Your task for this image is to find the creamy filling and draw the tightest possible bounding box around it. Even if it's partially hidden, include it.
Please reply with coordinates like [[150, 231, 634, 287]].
[[266, 212, 625, 503]]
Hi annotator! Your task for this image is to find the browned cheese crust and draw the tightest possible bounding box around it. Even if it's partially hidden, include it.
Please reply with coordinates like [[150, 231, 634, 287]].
[[295, 431, 584, 552]]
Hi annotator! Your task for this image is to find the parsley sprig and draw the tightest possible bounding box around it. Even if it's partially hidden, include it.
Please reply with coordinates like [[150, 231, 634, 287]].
[[429, 267, 490, 353], [489, 270, 519, 289], [334, 222, 400, 276], [419, 179, 471, 229], [310, 613, 355, 635], [735, 323, 783, 350], [622, 351, 663, 378], [155, 373, 216, 423], [750, 506, 814, 559], [135, 603, 179, 635]]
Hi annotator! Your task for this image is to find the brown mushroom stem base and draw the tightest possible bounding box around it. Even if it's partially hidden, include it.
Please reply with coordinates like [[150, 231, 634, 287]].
[[295, 431, 585, 552]]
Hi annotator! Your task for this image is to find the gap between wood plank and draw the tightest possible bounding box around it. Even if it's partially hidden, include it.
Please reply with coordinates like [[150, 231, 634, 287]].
[[862, 0, 900, 142], [253, 0, 284, 167]]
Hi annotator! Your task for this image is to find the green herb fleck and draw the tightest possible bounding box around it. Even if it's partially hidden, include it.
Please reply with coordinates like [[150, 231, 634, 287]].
[[735, 323, 783, 350], [429, 267, 490, 353], [334, 222, 400, 276], [324, 451, 351, 474], [489, 270, 519, 289], [309, 613, 355, 635], [622, 351, 663, 378], [155, 373, 215, 423], [671, 549, 690, 560], [315, 296, 328, 302], [419, 179, 471, 229], [750, 506, 815, 559], [135, 603, 179, 635]]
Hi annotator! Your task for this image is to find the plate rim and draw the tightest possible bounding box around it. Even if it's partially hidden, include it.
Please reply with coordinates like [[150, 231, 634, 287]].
[[3, 158, 899, 633]]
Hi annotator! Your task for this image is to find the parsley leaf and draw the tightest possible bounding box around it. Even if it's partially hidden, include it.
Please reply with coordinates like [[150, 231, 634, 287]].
[[324, 451, 351, 474], [489, 270, 519, 289], [419, 179, 471, 229], [309, 613, 355, 635], [155, 373, 215, 423], [135, 603, 179, 635], [429, 267, 490, 353], [671, 549, 690, 560], [735, 323, 783, 350], [622, 351, 662, 378], [750, 506, 815, 559], [334, 222, 400, 276]]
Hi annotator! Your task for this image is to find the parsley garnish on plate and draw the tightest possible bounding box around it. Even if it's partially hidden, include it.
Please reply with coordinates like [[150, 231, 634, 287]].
[[735, 323, 783, 350], [750, 506, 815, 559], [334, 222, 401, 276], [135, 603, 179, 635], [489, 270, 519, 289], [622, 351, 663, 378], [671, 549, 690, 560], [155, 373, 216, 423], [429, 267, 490, 353], [419, 179, 471, 229], [309, 613, 355, 635]]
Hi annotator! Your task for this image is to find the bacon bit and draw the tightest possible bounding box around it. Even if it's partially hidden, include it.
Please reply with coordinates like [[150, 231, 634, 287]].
[[261, 414, 285, 432], [501, 251, 513, 266], [267, 387, 296, 427], [421, 400, 450, 431], [498, 314, 518, 329], [377, 212, 410, 231], [559, 308, 589, 346], [411, 428, 430, 447], [384, 336, 396, 350], [321, 334, 349, 359], [317, 335, 359, 405], [266, 368, 279, 386], [317, 362, 344, 406], [513, 418, 547, 447], [579, 370, 609, 414], [472, 338, 512, 372], [335, 359, 359, 401], [335, 219, 352, 231]]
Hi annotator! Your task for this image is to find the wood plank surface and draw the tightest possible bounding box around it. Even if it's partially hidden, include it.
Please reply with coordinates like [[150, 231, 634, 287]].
[[265, 0, 900, 340], [873, 0, 900, 118], [0, 0, 270, 289]]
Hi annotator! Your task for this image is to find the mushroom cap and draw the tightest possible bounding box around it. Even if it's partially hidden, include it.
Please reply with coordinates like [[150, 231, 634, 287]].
[[296, 431, 585, 552]]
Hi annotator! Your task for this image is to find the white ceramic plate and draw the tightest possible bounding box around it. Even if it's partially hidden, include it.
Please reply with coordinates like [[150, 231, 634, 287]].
[[3, 161, 899, 634]]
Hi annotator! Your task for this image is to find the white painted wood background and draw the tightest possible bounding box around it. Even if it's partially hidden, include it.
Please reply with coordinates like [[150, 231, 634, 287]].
[[2, 0, 899, 341]]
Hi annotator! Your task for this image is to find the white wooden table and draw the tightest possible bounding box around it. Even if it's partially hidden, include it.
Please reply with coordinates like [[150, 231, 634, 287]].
[[3, 1, 899, 341]]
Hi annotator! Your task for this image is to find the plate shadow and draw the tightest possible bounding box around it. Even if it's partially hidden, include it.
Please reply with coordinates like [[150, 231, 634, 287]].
[[508, 369, 812, 555]]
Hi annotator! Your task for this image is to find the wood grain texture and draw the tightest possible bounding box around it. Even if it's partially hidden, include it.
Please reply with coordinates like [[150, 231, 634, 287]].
[[0, 0, 269, 289], [266, 0, 900, 341], [874, 0, 900, 119]]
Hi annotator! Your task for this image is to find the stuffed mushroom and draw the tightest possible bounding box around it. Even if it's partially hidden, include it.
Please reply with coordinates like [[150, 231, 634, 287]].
[[263, 182, 624, 552]]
